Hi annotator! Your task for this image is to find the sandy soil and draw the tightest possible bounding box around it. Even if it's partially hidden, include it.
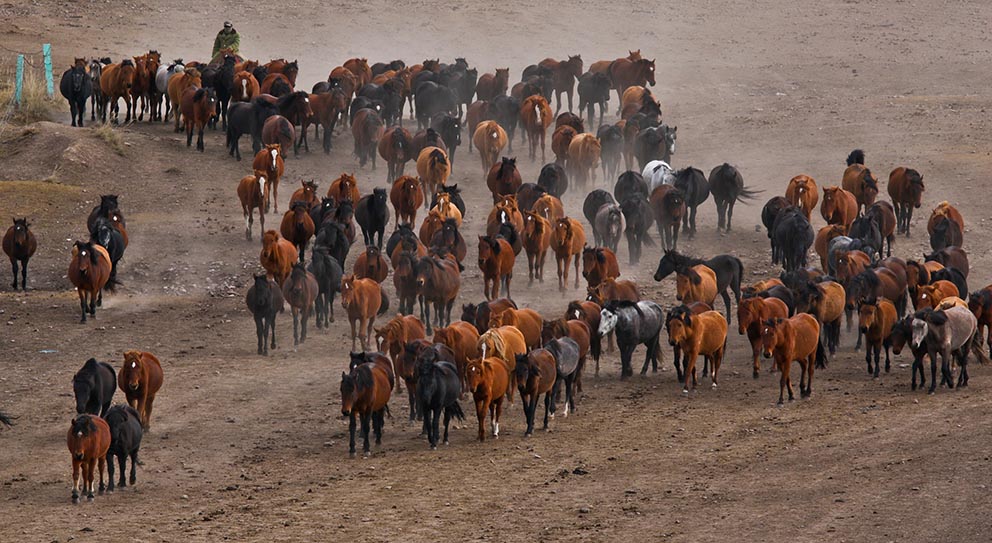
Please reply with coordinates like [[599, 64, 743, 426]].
[[2, 1, 992, 541]]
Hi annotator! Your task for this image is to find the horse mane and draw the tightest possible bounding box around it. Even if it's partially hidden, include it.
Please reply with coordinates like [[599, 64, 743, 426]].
[[120, 59, 134, 67], [430, 148, 447, 166], [846, 149, 865, 166], [855, 269, 881, 288], [193, 88, 207, 101], [861, 169, 878, 190], [927, 310, 949, 326], [75, 241, 100, 265], [480, 329, 507, 360], [352, 363, 374, 391]]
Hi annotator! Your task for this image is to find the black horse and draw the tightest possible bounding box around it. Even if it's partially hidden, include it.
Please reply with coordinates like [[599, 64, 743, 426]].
[[582, 189, 616, 227], [930, 267, 968, 301], [770, 207, 813, 272], [597, 124, 623, 181], [578, 72, 612, 128], [673, 167, 710, 239], [490, 95, 521, 151], [89, 216, 125, 300], [537, 163, 568, 198], [460, 298, 519, 335], [653, 250, 744, 322], [355, 188, 390, 249], [620, 196, 654, 265], [849, 215, 883, 258], [415, 82, 458, 130], [416, 359, 464, 449], [929, 216, 963, 252], [308, 244, 342, 329], [226, 96, 278, 160], [105, 405, 143, 492], [73, 358, 116, 417], [315, 220, 351, 269], [709, 163, 761, 232], [430, 114, 462, 165], [208, 55, 236, 130], [613, 170, 648, 204], [60, 64, 92, 127], [245, 274, 285, 355]]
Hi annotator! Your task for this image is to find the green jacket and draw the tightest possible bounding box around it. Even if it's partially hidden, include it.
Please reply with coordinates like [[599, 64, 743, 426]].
[[212, 28, 240, 58]]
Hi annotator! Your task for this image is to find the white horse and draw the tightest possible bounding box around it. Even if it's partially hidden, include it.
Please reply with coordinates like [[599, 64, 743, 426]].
[[642, 160, 674, 193], [155, 60, 184, 121]]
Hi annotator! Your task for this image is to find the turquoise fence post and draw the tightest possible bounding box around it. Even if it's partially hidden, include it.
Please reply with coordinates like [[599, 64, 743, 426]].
[[14, 54, 24, 105], [43, 43, 53, 97]]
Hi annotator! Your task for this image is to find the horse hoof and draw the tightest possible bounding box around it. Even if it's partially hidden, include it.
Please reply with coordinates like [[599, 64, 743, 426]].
[[711, 382, 717, 389], [430, 445, 437, 450], [72, 496, 80, 504], [349, 451, 356, 458], [87, 494, 94, 502]]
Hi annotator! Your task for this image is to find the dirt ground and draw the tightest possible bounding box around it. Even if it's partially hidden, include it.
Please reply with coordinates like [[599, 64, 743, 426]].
[[2, 1, 992, 541]]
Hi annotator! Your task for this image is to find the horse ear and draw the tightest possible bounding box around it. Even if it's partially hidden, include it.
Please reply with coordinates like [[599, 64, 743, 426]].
[[689, 270, 701, 285]]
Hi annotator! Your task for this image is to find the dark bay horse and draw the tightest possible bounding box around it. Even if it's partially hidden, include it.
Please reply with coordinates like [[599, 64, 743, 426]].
[[60, 60, 93, 127], [653, 250, 743, 322], [3, 218, 37, 290], [341, 352, 393, 457]]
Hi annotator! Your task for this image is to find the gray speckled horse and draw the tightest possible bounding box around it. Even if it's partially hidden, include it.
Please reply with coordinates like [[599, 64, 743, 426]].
[[912, 305, 989, 394], [598, 300, 664, 378]]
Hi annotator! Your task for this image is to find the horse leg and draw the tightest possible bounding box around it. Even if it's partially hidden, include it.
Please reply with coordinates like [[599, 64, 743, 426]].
[[475, 398, 486, 441], [865, 343, 874, 375], [347, 413, 357, 457], [620, 344, 635, 380], [430, 408, 441, 449], [373, 409, 384, 446], [197, 125, 205, 152], [422, 298, 432, 335], [254, 314, 265, 355], [301, 302, 310, 343], [78, 291, 88, 324], [442, 407, 453, 445], [542, 392, 552, 431], [556, 256, 565, 292], [573, 253, 581, 289], [10, 259, 18, 290], [360, 412, 372, 456]]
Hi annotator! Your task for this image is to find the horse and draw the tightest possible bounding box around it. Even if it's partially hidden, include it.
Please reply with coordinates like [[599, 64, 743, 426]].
[[912, 305, 989, 394], [354, 245, 389, 283], [929, 217, 963, 252], [166, 66, 201, 131], [88, 215, 124, 294], [233, 70, 260, 102], [924, 247, 969, 278], [118, 350, 163, 429], [245, 274, 284, 355], [642, 160, 675, 193], [587, 277, 640, 308], [272, 91, 313, 153], [771, 208, 814, 273], [463, 298, 519, 334], [350, 108, 384, 168], [567, 133, 601, 187], [262, 115, 297, 159], [793, 279, 846, 358], [737, 296, 790, 378], [521, 95, 553, 161], [287, 180, 319, 212], [785, 175, 819, 221], [609, 58, 656, 104], [307, 89, 347, 153], [66, 415, 111, 503], [969, 287, 992, 355], [760, 315, 825, 404], [581, 246, 620, 289], [820, 186, 858, 229], [671, 167, 709, 238], [417, 147, 451, 207], [391, 175, 424, 225], [620, 86, 660, 120], [927, 202, 965, 243], [279, 201, 315, 261], [486, 195, 525, 237], [472, 235, 514, 301], [842, 151, 879, 214], [3, 218, 37, 290], [103, 404, 142, 493], [509, 211, 547, 286], [260, 73, 293, 97], [614, 171, 649, 206], [431, 191, 463, 227], [535, 55, 582, 113], [473, 121, 508, 173], [259, 230, 298, 285], [615, 195, 651, 264], [916, 281, 961, 309], [541, 318, 591, 391], [433, 321, 481, 388], [237, 171, 268, 241], [466, 101, 491, 153], [61, 61, 93, 127], [100, 59, 136, 123], [355, 188, 390, 249], [251, 143, 284, 213], [489, 307, 544, 350], [598, 300, 665, 378], [814, 225, 847, 270], [415, 254, 461, 334], [417, 359, 465, 448], [73, 358, 116, 417], [707, 163, 760, 232], [514, 350, 557, 435], [553, 124, 578, 167], [309, 239, 343, 328], [578, 71, 612, 127], [282, 263, 318, 346], [89, 57, 109, 121], [476, 68, 510, 101], [857, 297, 898, 377], [888, 167, 925, 236], [339, 274, 388, 350], [227, 96, 277, 160], [465, 357, 511, 441], [654, 250, 744, 322], [68, 241, 114, 323], [597, 124, 624, 180], [538, 162, 569, 198], [649, 184, 685, 251], [551, 217, 586, 291], [430, 114, 462, 165], [634, 125, 676, 169], [533, 194, 564, 224], [544, 336, 581, 417], [486, 157, 522, 203], [375, 314, 426, 383], [341, 353, 393, 457], [666, 309, 728, 392], [376, 126, 414, 183]]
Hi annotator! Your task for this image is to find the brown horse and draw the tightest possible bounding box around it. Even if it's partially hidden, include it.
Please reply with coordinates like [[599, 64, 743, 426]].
[[392, 250, 421, 315], [478, 326, 527, 399], [264, 59, 300, 86], [340, 353, 393, 457], [465, 101, 491, 153], [520, 95, 553, 161], [395, 339, 431, 418], [888, 167, 925, 236], [478, 235, 515, 301], [390, 175, 424, 225], [567, 133, 601, 187], [968, 285, 992, 354], [465, 357, 511, 441], [581, 246, 620, 288], [486, 195, 525, 237], [252, 144, 285, 213], [486, 157, 522, 203], [786, 175, 819, 220], [67, 414, 111, 503], [842, 164, 879, 214], [475, 68, 509, 101], [551, 125, 577, 165], [866, 201, 897, 257], [341, 274, 389, 350], [916, 280, 960, 309], [99, 59, 137, 123], [3, 217, 37, 290], [433, 321, 482, 389], [119, 350, 163, 430], [282, 263, 319, 346], [737, 296, 789, 378], [419, 209, 445, 246], [352, 108, 384, 168], [167, 67, 201, 131], [375, 314, 426, 386], [417, 147, 451, 207], [260, 230, 298, 285], [537, 55, 583, 113], [587, 277, 640, 306], [328, 173, 361, 205], [552, 217, 586, 291], [344, 57, 372, 87], [490, 307, 543, 349], [354, 245, 389, 283], [128, 56, 151, 122], [820, 187, 858, 229], [415, 254, 461, 334], [262, 115, 297, 157], [179, 87, 216, 152], [280, 201, 315, 262], [532, 193, 564, 223], [814, 224, 847, 271], [431, 191, 462, 226], [515, 349, 557, 436], [667, 310, 728, 392], [619, 86, 660, 120], [589, 50, 642, 77], [834, 249, 872, 283], [260, 73, 293, 95], [378, 126, 415, 182], [857, 297, 897, 377], [68, 241, 114, 323], [927, 201, 965, 241], [307, 89, 348, 153], [289, 179, 320, 210], [608, 58, 656, 104], [232, 70, 260, 102], [523, 211, 552, 285], [650, 184, 686, 251], [328, 66, 359, 99], [760, 315, 824, 404], [473, 120, 507, 173], [237, 171, 267, 241], [675, 264, 718, 307]]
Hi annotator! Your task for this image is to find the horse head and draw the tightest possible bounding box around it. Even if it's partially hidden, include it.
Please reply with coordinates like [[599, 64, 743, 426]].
[[121, 351, 145, 391]]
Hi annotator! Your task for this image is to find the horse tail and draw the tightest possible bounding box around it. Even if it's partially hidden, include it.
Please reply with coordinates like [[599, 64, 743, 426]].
[[846, 149, 865, 166], [736, 186, 763, 202], [378, 286, 390, 316], [279, 119, 293, 141], [104, 275, 120, 294], [815, 337, 828, 369], [0, 410, 14, 427], [970, 331, 991, 366], [447, 400, 466, 421]]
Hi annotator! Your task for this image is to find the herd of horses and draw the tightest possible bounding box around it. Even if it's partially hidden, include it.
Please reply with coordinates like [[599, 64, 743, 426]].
[[0, 49, 984, 488]]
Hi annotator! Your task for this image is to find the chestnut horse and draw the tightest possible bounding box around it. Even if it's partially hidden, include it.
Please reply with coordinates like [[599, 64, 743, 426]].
[[814, 224, 847, 271], [119, 350, 163, 430], [354, 245, 389, 283], [167, 67, 201, 132], [289, 179, 320, 210], [466, 357, 511, 441], [675, 264, 718, 307], [489, 307, 543, 349], [926, 201, 965, 241], [552, 217, 586, 291], [67, 414, 111, 503], [374, 314, 426, 386], [340, 352, 393, 457], [857, 297, 897, 377], [233, 70, 260, 102], [552, 125, 577, 165], [487, 157, 522, 203], [888, 167, 925, 236], [379, 126, 415, 182], [414, 254, 461, 334], [341, 274, 389, 351], [737, 296, 789, 378], [581, 246, 620, 288], [567, 133, 601, 187], [820, 187, 858, 229], [538, 55, 583, 113], [520, 95, 553, 161], [473, 120, 507, 173], [478, 235, 515, 301], [433, 321, 482, 387], [237, 171, 267, 240], [279, 201, 315, 261], [252, 144, 284, 213], [842, 163, 879, 215], [475, 68, 510, 101], [523, 211, 552, 285], [478, 326, 527, 394], [515, 349, 557, 436], [785, 175, 819, 220], [68, 241, 114, 323], [760, 315, 825, 404], [3, 218, 37, 290], [667, 309, 728, 392], [99, 59, 136, 123], [308, 88, 348, 153], [180, 86, 217, 152], [344, 58, 372, 86], [352, 108, 385, 168], [391, 175, 424, 225], [608, 58, 656, 104], [417, 147, 451, 208], [260, 230, 298, 285]]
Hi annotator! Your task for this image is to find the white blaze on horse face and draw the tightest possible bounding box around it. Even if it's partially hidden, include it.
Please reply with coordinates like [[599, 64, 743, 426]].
[[131, 362, 136, 369], [491, 132, 497, 139], [500, 211, 508, 223], [242, 79, 248, 99], [259, 177, 267, 200], [533, 104, 540, 123], [77, 431, 83, 437], [270, 149, 278, 169], [480, 342, 488, 358]]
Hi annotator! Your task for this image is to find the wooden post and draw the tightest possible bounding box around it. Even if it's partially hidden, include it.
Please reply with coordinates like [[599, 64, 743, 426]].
[[14, 54, 23, 105], [43, 43, 53, 98]]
